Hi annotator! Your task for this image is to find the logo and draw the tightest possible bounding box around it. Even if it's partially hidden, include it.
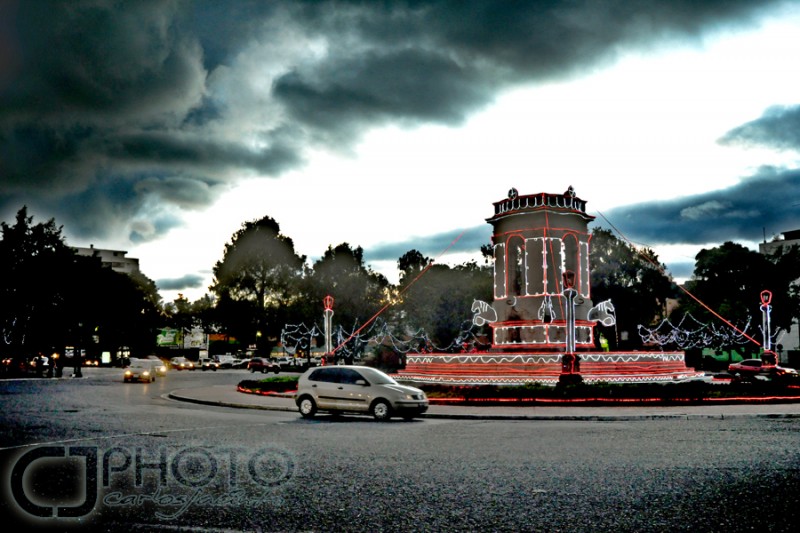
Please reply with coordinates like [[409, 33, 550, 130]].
[[6, 444, 294, 523]]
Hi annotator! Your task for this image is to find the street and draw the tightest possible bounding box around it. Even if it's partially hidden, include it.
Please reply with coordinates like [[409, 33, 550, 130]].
[[1, 368, 799, 532]]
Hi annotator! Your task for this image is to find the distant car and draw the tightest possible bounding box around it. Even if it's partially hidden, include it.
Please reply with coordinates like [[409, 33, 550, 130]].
[[295, 365, 428, 421], [199, 357, 220, 371], [234, 358, 251, 369], [248, 357, 279, 374], [215, 355, 236, 369], [144, 355, 167, 376], [124, 359, 157, 383], [729, 359, 798, 382], [274, 356, 292, 368], [170, 357, 195, 371]]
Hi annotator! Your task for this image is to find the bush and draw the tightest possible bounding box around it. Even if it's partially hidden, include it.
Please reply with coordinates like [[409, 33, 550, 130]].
[[238, 375, 299, 393]]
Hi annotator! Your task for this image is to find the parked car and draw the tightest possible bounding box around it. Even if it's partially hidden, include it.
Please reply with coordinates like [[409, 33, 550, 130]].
[[248, 357, 279, 374], [124, 359, 157, 383], [729, 359, 798, 382], [295, 365, 428, 421], [170, 357, 195, 371], [199, 357, 220, 371]]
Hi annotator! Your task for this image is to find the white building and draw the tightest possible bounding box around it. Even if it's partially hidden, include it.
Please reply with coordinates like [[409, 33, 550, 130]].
[[759, 229, 800, 358], [73, 245, 141, 276]]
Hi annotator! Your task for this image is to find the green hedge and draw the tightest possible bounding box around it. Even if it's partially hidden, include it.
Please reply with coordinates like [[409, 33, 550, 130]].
[[238, 375, 299, 393]]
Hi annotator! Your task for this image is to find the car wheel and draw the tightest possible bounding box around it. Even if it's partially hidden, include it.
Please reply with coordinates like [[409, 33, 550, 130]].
[[261, 368, 267, 374], [371, 400, 392, 421], [298, 396, 317, 418], [273, 367, 280, 374], [250, 368, 255, 373]]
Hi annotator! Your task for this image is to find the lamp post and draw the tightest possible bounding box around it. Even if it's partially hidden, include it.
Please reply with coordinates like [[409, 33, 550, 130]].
[[560, 270, 582, 385], [323, 295, 334, 365], [760, 290, 778, 365]]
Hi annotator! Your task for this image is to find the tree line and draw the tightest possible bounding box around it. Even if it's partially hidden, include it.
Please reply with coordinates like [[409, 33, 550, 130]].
[[2, 207, 798, 368]]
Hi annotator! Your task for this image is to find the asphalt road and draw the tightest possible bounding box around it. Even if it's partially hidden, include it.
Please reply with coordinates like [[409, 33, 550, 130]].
[[1, 368, 799, 532]]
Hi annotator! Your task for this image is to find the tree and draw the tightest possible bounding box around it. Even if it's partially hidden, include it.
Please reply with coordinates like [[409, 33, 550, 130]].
[[210, 216, 306, 355], [0, 207, 80, 360], [395, 250, 493, 349], [0, 206, 162, 367], [306, 243, 390, 360], [681, 241, 800, 349], [163, 293, 217, 332], [589, 227, 674, 349]]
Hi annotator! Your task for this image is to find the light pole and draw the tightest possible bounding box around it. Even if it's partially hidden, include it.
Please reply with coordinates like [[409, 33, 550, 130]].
[[760, 290, 778, 365], [323, 295, 334, 365], [560, 270, 582, 385]]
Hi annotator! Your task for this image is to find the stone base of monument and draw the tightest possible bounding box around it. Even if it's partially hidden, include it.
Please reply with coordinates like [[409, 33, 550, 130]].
[[395, 351, 704, 385]]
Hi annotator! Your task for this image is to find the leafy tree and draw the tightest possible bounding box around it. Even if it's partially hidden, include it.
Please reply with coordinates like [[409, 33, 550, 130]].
[[79, 266, 162, 359], [163, 293, 217, 332], [589, 227, 674, 349], [681, 241, 800, 349], [306, 243, 390, 359], [395, 250, 493, 348], [0, 207, 80, 359], [210, 216, 306, 355], [0, 206, 162, 366]]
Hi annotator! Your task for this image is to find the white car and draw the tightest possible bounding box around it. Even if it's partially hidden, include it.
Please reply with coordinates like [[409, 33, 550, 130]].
[[144, 355, 167, 376], [170, 357, 195, 371], [295, 365, 428, 421], [199, 357, 220, 371], [124, 359, 157, 383]]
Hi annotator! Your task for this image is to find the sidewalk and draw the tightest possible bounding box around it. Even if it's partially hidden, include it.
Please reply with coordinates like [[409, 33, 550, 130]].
[[167, 385, 800, 420]]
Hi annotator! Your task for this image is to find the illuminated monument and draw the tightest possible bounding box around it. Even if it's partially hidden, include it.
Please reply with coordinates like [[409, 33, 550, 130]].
[[397, 187, 704, 385]]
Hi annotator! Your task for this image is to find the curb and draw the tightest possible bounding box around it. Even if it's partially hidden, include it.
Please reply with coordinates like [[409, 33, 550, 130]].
[[165, 391, 800, 421]]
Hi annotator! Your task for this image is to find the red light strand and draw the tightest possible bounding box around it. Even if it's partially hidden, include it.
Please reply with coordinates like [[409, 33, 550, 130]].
[[594, 209, 762, 349], [331, 228, 469, 354]]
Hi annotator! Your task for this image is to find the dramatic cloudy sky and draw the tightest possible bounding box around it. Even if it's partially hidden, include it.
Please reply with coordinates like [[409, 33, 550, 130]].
[[2, 0, 800, 303]]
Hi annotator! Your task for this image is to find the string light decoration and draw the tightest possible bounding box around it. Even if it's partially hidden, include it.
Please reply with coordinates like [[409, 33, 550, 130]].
[[280, 317, 490, 360], [637, 313, 756, 350]]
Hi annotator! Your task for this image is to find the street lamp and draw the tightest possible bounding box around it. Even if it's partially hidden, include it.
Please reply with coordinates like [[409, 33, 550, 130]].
[[560, 270, 582, 385], [323, 296, 334, 365]]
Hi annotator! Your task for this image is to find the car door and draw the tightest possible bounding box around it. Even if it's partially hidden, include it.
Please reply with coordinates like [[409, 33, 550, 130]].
[[308, 368, 341, 409], [333, 368, 370, 413]]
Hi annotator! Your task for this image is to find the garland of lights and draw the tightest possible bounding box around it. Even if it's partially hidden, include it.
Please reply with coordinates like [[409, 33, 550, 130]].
[[637, 313, 783, 350], [284, 311, 784, 357], [280, 317, 489, 358]]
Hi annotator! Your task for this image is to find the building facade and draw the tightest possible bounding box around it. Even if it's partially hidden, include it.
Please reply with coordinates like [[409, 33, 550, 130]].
[[73, 245, 141, 276]]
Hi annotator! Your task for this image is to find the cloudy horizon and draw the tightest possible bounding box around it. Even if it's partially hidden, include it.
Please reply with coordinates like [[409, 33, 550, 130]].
[[2, 0, 799, 301]]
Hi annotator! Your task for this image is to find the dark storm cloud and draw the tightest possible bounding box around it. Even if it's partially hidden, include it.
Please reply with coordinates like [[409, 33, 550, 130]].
[[156, 274, 206, 292], [599, 168, 800, 244], [365, 225, 492, 262], [0, 0, 788, 248], [719, 105, 800, 151]]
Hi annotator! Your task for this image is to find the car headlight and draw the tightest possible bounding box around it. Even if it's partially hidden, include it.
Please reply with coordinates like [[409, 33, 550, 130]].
[[124, 370, 132, 376], [143, 371, 150, 376]]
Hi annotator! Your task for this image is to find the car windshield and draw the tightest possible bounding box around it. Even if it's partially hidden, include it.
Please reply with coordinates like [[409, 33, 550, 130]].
[[357, 367, 397, 385]]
